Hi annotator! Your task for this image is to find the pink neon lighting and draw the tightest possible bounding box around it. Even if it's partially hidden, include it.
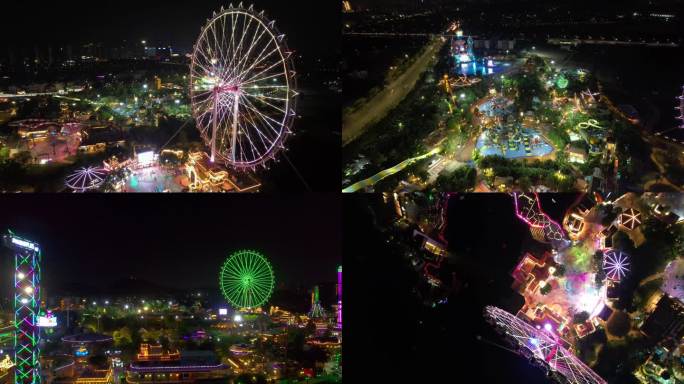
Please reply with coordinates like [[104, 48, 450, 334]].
[[513, 193, 566, 243], [337, 266, 342, 329], [485, 306, 607, 384]]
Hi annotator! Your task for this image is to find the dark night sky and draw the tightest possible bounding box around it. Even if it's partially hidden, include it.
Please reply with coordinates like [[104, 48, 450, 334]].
[[0, 194, 341, 295], [1, 0, 338, 58]]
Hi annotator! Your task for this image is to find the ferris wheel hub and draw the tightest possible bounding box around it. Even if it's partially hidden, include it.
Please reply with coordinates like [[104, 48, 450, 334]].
[[214, 84, 241, 94]]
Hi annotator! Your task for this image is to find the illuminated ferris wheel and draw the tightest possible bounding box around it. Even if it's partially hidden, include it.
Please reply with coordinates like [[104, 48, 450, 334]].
[[190, 3, 297, 170], [219, 249, 275, 309], [484, 306, 607, 384]]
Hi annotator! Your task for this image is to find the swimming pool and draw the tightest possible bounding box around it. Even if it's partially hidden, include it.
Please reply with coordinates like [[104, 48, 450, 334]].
[[453, 59, 509, 77], [476, 128, 554, 159]]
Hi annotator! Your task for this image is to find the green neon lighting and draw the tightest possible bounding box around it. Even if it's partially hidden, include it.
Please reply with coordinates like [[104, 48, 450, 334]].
[[556, 75, 568, 89], [219, 249, 274, 309], [7, 230, 41, 384]]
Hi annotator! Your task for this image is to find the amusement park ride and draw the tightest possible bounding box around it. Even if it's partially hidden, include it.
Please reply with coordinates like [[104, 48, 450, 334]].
[[2, 231, 42, 384], [190, 3, 298, 171], [65, 3, 299, 193], [219, 249, 275, 311], [448, 22, 475, 64], [484, 306, 607, 384]]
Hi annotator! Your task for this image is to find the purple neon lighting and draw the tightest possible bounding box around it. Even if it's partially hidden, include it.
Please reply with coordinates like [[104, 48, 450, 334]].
[[603, 249, 630, 281], [65, 166, 108, 192], [513, 193, 566, 243], [129, 363, 227, 372], [337, 266, 342, 329]]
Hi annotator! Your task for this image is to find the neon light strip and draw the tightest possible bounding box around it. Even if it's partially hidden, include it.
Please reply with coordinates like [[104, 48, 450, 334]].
[[129, 363, 227, 372]]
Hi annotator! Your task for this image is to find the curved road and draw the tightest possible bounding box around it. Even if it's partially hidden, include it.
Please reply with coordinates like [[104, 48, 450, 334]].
[[342, 147, 441, 192], [342, 37, 446, 146]]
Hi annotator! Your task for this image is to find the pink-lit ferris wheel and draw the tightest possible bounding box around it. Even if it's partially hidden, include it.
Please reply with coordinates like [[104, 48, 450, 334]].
[[484, 306, 606, 384], [190, 3, 297, 170]]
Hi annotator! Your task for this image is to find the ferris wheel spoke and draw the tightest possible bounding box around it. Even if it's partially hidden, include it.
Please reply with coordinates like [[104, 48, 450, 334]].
[[191, 86, 214, 100], [251, 263, 271, 283], [225, 284, 243, 304], [192, 57, 218, 81], [241, 88, 288, 106], [242, 105, 275, 156], [250, 280, 271, 293], [211, 16, 230, 77], [225, 11, 239, 80], [241, 73, 287, 90], [234, 124, 247, 164], [226, 13, 255, 81], [214, 12, 237, 82], [234, 23, 269, 81], [238, 104, 270, 159], [217, 95, 236, 153], [243, 103, 276, 153], [194, 97, 217, 134], [243, 93, 287, 115], [222, 273, 242, 282], [236, 120, 259, 164], [239, 57, 285, 86], [240, 90, 289, 104], [240, 106, 280, 147], [243, 85, 289, 90], [234, 23, 271, 80], [223, 272, 244, 283], [193, 41, 216, 69], [192, 54, 219, 82], [240, 95, 284, 137], [217, 12, 233, 80], [236, 253, 250, 277], [236, 42, 279, 82], [237, 35, 276, 78]]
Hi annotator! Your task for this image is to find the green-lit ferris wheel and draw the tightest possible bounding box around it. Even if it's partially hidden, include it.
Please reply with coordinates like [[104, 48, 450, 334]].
[[219, 249, 275, 309]]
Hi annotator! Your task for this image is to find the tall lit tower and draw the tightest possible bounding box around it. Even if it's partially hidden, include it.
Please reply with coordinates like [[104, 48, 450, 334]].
[[308, 286, 325, 318], [3, 231, 41, 384], [336, 265, 342, 329], [676, 85, 684, 129]]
